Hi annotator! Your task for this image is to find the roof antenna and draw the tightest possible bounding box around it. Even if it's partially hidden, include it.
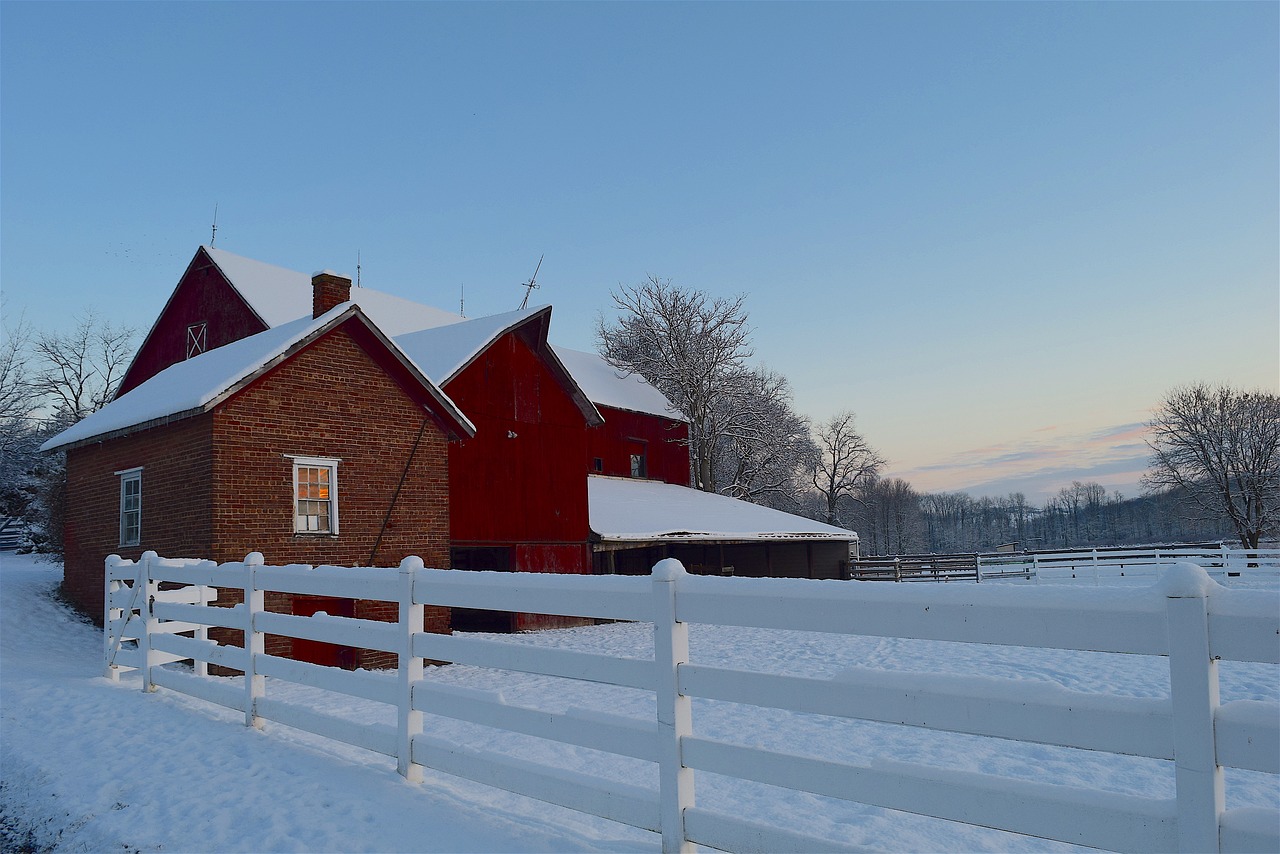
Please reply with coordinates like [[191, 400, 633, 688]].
[[356, 250, 361, 288], [518, 254, 543, 310], [460, 283, 466, 318], [210, 203, 218, 246]]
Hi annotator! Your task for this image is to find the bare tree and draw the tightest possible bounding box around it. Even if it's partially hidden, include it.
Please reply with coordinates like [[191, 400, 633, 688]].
[[713, 366, 817, 509], [0, 315, 40, 517], [20, 312, 136, 557], [809, 410, 884, 526], [30, 312, 134, 421], [596, 278, 753, 492], [1143, 383, 1280, 549]]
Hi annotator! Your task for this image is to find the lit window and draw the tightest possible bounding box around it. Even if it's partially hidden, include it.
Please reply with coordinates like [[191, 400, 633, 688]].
[[186, 322, 207, 358], [292, 456, 339, 534], [117, 468, 142, 546]]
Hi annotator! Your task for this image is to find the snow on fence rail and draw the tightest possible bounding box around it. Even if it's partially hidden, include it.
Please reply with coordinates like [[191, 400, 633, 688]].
[[105, 551, 1280, 853]]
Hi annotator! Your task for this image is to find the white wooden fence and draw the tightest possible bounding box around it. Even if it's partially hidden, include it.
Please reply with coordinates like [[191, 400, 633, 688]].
[[105, 551, 1280, 853], [978, 545, 1280, 584]]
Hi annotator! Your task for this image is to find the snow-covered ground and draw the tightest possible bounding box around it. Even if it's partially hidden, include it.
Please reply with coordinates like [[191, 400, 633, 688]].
[[2, 552, 1276, 852]]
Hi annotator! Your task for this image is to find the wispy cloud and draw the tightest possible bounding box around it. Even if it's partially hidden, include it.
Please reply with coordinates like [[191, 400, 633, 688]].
[[887, 421, 1153, 502]]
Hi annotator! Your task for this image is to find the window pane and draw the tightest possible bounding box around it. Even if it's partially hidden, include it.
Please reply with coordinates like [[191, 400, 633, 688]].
[[294, 463, 336, 534], [120, 472, 141, 546]]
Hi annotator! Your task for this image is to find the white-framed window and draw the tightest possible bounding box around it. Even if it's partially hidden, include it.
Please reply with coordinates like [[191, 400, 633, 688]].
[[186, 322, 207, 358], [290, 456, 339, 535], [117, 467, 142, 546], [628, 439, 648, 479]]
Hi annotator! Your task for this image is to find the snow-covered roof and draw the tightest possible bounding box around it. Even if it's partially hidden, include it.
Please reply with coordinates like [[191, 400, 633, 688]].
[[551, 347, 683, 420], [588, 475, 857, 543], [41, 304, 474, 453], [395, 306, 603, 425], [193, 248, 666, 424], [395, 306, 549, 384], [205, 247, 463, 336]]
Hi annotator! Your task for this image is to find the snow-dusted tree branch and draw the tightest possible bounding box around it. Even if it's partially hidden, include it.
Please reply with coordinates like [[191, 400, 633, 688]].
[[809, 410, 885, 526], [30, 312, 134, 422], [0, 313, 40, 513], [14, 312, 136, 557], [712, 366, 817, 509], [1142, 383, 1279, 549], [595, 277, 754, 492]]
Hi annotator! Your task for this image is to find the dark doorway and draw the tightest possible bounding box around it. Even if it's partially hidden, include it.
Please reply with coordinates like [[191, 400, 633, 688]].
[[449, 547, 515, 632]]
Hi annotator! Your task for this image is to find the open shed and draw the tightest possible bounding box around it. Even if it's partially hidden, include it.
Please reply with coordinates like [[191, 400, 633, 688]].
[[587, 475, 858, 579]]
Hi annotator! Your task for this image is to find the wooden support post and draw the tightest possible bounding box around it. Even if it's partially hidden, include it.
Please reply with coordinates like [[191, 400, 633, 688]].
[[1165, 563, 1223, 853], [243, 552, 265, 729], [652, 558, 695, 853], [398, 556, 425, 783]]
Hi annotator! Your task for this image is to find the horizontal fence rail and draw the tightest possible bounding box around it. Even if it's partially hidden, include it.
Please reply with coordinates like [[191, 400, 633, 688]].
[[105, 551, 1280, 853], [849, 544, 1280, 584]]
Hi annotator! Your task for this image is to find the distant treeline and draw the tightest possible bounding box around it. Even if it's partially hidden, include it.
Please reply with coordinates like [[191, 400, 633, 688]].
[[837, 479, 1235, 557]]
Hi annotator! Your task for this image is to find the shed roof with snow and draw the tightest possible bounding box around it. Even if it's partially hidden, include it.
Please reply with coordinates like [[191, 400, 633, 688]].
[[587, 475, 857, 545]]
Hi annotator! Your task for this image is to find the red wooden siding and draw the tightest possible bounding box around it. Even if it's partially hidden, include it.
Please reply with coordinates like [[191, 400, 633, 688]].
[[444, 330, 590, 569], [117, 247, 268, 396], [586, 405, 691, 486]]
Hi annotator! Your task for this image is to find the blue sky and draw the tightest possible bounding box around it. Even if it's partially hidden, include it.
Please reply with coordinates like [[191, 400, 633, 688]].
[[3, 1, 1276, 502]]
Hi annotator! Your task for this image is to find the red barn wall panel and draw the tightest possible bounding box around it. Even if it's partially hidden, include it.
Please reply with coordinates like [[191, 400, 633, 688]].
[[118, 248, 269, 395], [586, 406, 690, 486], [444, 331, 589, 566]]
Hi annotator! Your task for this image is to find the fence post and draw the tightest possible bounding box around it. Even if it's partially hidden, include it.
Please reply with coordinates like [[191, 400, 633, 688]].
[[243, 552, 265, 729], [652, 558, 695, 854], [1032, 553, 1040, 584], [139, 551, 158, 692], [104, 555, 123, 681], [194, 580, 210, 678], [893, 557, 902, 582], [1091, 548, 1099, 586], [398, 556, 425, 783], [1164, 563, 1223, 853]]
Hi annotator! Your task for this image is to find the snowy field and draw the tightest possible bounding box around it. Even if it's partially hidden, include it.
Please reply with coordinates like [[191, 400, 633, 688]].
[[2, 552, 1277, 853]]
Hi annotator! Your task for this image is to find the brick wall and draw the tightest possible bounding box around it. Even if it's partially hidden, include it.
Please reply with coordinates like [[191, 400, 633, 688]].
[[211, 325, 452, 668], [65, 321, 454, 670], [63, 414, 214, 620]]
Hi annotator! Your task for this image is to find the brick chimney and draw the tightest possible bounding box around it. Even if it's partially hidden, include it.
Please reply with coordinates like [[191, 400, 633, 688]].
[[312, 270, 352, 318]]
